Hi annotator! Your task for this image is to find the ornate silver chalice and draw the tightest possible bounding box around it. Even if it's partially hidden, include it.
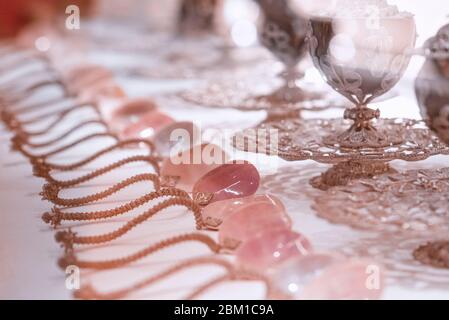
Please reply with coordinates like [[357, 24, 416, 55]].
[[252, 0, 321, 105], [415, 23, 449, 145], [234, 10, 449, 190], [308, 13, 416, 148], [412, 22, 449, 269], [180, 0, 344, 115]]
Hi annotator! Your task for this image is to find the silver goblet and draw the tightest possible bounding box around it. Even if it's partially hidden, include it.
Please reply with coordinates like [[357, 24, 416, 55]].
[[255, 0, 320, 104], [177, 0, 220, 36], [415, 23, 449, 146], [414, 24, 449, 269], [308, 13, 416, 148]]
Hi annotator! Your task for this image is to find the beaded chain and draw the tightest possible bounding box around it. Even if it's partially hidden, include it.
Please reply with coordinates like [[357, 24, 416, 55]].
[[0, 46, 278, 300]]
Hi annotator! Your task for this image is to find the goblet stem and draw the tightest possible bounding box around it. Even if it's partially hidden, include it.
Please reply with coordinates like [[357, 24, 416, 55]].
[[328, 104, 402, 149], [253, 66, 320, 108], [216, 44, 236, 68], [344, 104, 380, 131], [310, 160, 395, 190], [280, 67, 304, 89]]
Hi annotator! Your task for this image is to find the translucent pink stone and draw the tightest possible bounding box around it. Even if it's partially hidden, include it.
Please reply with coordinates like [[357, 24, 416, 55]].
[[121, 111, 175, 140], [218, 201, 291, 250], [193, 162, 260, 205], [66, 64, 113, 81], [153, 121, 199, 158], [271, 253, 384, 300], [80, 81, 126, 102], [160, 143, 229, 191], [113, 98, 158, 120], [66, 65, 114, 93], [110, 98, 159, 133], [235, 229, 312, 272], [202, 194, 285, 229]]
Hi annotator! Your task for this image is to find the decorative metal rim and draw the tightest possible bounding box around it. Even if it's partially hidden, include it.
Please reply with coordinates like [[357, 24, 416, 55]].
[[233, 118, 449, 164]]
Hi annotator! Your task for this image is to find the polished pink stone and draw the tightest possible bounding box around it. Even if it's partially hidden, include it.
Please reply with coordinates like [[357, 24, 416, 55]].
[[193, 162, 260, 205], [121, 110, 174, 140], [235, 228, 312, 272], [66, 64, 113, 80], [160, 143, 229, 191], [80, 81, 126, 102], [153, 121, 199, 158], [110, 98, 159, 131], [271, 253, 384, 300], [113, 98, 158, 119], [218, 201, 291, 250], [67, 65, 114, 92], [202, 194, 285, 229]]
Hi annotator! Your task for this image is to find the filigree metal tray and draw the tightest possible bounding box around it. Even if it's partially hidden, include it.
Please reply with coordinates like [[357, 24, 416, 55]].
[[180, 77, 347, 111], [312, 167, 449, 233], [233, 118, 449, 163]]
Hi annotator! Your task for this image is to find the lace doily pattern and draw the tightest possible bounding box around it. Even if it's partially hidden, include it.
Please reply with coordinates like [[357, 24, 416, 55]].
[[333, 233, 449, 290], [312, 168, 449, 233], [233, 118, 449, 164], [260, 163, 326, 201]]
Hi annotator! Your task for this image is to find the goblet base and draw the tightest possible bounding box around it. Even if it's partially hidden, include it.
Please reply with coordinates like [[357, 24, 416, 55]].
[[323, 126, 405, 149], [233, 118, 449, 189], [414, 241, 449, 269], [252, 85, 323, 106], [309, 160, 394, 191], [323, 105, 404, 148], [312, 167, 449, 233], [180, 76, 345, 112]]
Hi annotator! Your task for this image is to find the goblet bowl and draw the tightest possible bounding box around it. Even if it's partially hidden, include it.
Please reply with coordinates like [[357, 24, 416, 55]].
[[308, 14, 416, 148], [416, 23, 449, 145], [254, 0, 319, 104], [258, 0, 308, 69], [308, 15, 416, 104], [177, 0, 220, 36]]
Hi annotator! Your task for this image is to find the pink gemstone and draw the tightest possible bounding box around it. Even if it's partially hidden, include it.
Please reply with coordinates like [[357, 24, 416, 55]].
[[202, 194, 285, 230], [121, 110, 174, 140], [235, 228, 312, 272], [193, 162, 260, 205], [218, 201, 291, 250], [67, 65, 114, 93], [153, 121, 199, 158], [113, 98, 158, 119], [80, 81, 126, 102], [110, 98, 159, 131], [160, 143, 228, 191], [66, 64, 113, 80], [272, 253, 384, 300]]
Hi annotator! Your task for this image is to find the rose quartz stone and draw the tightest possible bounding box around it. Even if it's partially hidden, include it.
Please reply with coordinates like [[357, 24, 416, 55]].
[[110, 98, 159, 131], [218, 201, 291, 250], [160, 143, 229, 191], [120, 110, 175, 140], [271, 253, 384, 300], [235, 228, 312, 272], [66, 65, 114, 93], [153, 121, 200, 158], [202, 194, 285, 229], [65, 64, 113, 80], [193, 162, 260, 205], [80, 81, 126, 103], [113, 98, 158, 120]]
